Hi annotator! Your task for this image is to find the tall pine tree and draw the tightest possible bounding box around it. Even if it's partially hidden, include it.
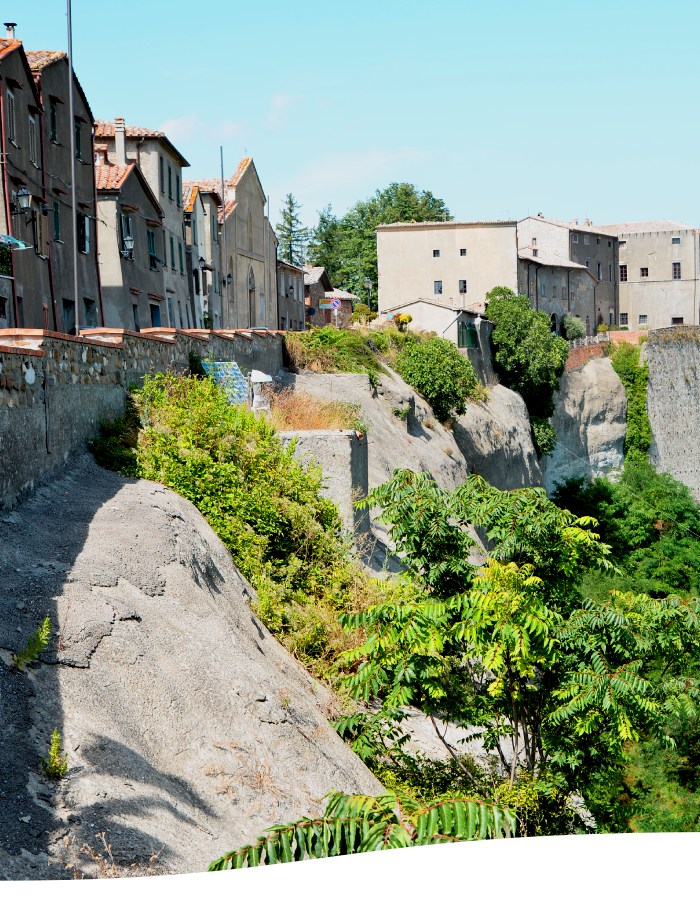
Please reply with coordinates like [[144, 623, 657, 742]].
[[276, 194, 311, 266]]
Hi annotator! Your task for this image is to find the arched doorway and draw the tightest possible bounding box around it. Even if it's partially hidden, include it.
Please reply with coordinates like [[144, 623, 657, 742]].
[[248, 267, 256, 327], [550, 313, 557, 333]]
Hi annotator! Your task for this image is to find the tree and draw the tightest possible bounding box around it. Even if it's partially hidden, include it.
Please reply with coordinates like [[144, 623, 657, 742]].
[[340, 470, 700, 831], [396, 336, 478, 421], [308, 183, 452, 309], [276, 193, 311, 266], [562, 314, 586, 341], [209, 790, 516, 869], [350, 303, 377, 325]]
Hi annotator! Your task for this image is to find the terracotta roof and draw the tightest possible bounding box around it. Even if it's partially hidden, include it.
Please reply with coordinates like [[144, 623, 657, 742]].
[[229, 156, 253, 187], [594, 220, 696, 235], [183, 179, 221, 204], [518, 249, 588, 270], [94, 120, 190, 167], [0, 39, 22, 61], [182, 183, 198, 213], [25, 49, 66, 70], [220, 198, 236, 223], [381, 298, 485, 315], [95, 163, 133, 192], [519, 215, 612, 237], [324, 289, 359, 302], [303, 266, 327, 284]]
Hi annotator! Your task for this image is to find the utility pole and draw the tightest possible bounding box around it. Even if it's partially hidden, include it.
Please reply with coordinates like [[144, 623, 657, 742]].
[[220, 146, 228, 329], [66, 0, 79, 334]]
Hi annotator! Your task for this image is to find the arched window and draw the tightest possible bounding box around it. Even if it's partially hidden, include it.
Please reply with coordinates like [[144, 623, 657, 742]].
[[247, 211, 253, 252]]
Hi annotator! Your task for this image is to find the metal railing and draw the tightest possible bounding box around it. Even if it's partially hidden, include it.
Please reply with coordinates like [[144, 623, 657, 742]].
[[568, 332, 611, 349]]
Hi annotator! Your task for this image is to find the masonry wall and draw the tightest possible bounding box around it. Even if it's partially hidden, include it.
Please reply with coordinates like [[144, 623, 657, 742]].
[[646, 327, 700, 498], [0, 328, 284, 509], [280, 430, 370, 539]]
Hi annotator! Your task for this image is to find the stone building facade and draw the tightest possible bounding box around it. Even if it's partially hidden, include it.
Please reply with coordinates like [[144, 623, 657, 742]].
[[94, 119, 191, 328], [594, 221, 700, 329], [277, 260, 305, 330], [95, 161, 166, 330]]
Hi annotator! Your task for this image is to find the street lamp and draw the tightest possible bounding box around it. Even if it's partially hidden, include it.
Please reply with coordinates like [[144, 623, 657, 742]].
[[226, 273, 232, 286], [16, 187, 32, 213], [198, 256, 206, 269], [122, 233, 134, 257]]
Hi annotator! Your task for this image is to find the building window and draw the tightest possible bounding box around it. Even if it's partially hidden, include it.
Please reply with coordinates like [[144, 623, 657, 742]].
[[178, 241, 184, 274], [83, 297, 97, 327], [170, 234, 175, 269], [120, 213, 133, 257], [585, 259, 590, 269], [639, 314, 648, 325], [608, 240, 612, 247], [640, 267, 649, 277], [673, 262, 681, 279], [458, 279, 467, 294], [150, 303, 161, 327], [457, 321, 479, 349], [77, 213, 90, 253], [596, 237, 601, 244], [28, 116, 39, 166], [672, 316, 684, 325], [133, 303, 140, 331], [609, 264, 613, 281], [176, 174, 181, 208], [572, 233, 578, 243], [620, 264, 628, 282], [147, 229, 158, 270], [532, 248, 538, 257], [620, 313, 628, 325], [159, 156, 164, 194], [672, 237, 681, 245], [168, 164, 172, 200], [52, 200, 61, 242], [50, 99, 58, 142], [609, 311, 615, 326], [460, 248, 466, 256], [434, 280, 442, 294], [597, 262, 602, 279], [584, 234, 590, 245], [433, 249, 440, 258], [540, 283, 546, 297], [552, 284, 557, 298], [562, 288, 567, 300], [74, 119, 82, 160], [619, 240, 626, 247], [7, 90, 16, 143], [62, 299, 76, 334], [192, 215, 198, 245]]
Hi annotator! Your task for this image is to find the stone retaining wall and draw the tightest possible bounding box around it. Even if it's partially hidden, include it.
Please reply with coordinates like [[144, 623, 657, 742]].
[[0, 327, 284, 510]]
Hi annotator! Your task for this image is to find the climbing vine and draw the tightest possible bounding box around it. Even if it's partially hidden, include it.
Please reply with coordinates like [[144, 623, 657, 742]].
[[610, 343, 651, 463]]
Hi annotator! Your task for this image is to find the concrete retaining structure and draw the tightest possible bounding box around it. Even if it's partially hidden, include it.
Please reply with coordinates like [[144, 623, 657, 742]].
[[0, 327, 284, 510], [280, 429, 370, 539]]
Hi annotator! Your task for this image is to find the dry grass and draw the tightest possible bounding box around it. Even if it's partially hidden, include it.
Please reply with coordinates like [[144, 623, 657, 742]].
[[269, 388, 364, 432]]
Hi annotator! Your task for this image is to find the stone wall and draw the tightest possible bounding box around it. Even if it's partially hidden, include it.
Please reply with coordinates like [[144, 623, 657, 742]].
[[280, 430, 370, 539], [0, 327, 284, 510], [647, 327, 700, 498]]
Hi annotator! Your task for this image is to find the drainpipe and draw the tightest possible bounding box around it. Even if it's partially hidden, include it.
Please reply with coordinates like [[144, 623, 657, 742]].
[[0, 80, 19, 326]]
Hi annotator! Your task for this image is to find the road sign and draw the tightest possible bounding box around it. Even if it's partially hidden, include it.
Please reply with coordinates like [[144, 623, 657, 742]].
[[331, 298, 341, 310]]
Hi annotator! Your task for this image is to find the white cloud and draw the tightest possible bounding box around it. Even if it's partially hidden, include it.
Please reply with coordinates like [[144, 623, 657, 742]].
[[158, 114, 244, 146], [266, 93, 301, 129]]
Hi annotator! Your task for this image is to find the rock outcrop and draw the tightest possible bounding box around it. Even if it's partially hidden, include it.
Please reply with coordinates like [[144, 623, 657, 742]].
[[452, 386, 542, 490], [542, 357, 626, 494], [0, 457, 381, 880]]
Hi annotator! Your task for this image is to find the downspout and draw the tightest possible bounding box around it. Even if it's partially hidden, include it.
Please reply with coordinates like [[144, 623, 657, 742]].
[[0, 79, 19, 326], [91, 124, 105, 325], [36, 75, 58, 331]]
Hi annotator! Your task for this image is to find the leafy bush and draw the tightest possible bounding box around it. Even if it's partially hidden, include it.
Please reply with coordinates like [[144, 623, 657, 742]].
[[285, 327, 386, 375], [485, 287, 568, 420], [531, 416, 557, 457], [610, 342, 651, 463], [562, 314, 586, 341], [209, 791, 516, 869], [394, 313, 412, 332], [13, 617, 51, 671], [90, 374, 382, 675], [350, 303, 377, 324], [396, 336, 478, 421]]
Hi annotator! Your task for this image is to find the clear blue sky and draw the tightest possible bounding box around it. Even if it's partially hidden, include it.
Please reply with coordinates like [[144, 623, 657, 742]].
[[20, 0, 700, 229]]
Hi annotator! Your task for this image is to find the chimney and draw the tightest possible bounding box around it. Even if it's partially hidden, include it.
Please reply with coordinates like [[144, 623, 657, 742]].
[[114, 117, 127, 167], [4, 22, 17, 39]]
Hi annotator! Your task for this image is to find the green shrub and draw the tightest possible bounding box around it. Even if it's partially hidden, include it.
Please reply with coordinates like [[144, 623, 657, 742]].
[[350, 303, 377, 324], [395, 336, 478, 421], [562, 314, 586, 341], [13, 617, 51, 671], [531, 416, 557, 457], [91, 373, 382, 676], [285, 326, 385, 375], [41, 729, 68, 780], [610, 342, 651, 463]]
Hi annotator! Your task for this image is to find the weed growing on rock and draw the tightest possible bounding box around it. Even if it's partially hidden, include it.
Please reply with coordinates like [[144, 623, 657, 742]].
[[41, 728, 68, 780], [13, 616, 51, 671]]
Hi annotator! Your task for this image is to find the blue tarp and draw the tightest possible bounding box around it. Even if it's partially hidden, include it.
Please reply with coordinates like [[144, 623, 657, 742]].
[[201, 360, 249, 405]]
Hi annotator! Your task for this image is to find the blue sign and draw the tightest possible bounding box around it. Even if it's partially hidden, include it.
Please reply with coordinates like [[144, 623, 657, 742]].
[[201, 360, 249, 405]]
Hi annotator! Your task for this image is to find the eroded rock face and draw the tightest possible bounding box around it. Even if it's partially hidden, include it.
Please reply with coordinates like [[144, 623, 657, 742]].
[[542, 357, 626, 495], [452, 386, 543, 490], [0, 457, 381, 880]]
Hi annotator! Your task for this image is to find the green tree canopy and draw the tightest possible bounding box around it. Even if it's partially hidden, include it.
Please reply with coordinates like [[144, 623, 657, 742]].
[[307, 183, 451, 308], [276, 193, 311, 266]]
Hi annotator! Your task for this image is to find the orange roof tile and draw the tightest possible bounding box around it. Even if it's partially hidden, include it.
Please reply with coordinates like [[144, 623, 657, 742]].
[[182, 183, 198, 213], [94, 120, 189, 167], [0, 39, 22, 61], [25, 49, 66, 70], [95, 163, 133, 192]]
